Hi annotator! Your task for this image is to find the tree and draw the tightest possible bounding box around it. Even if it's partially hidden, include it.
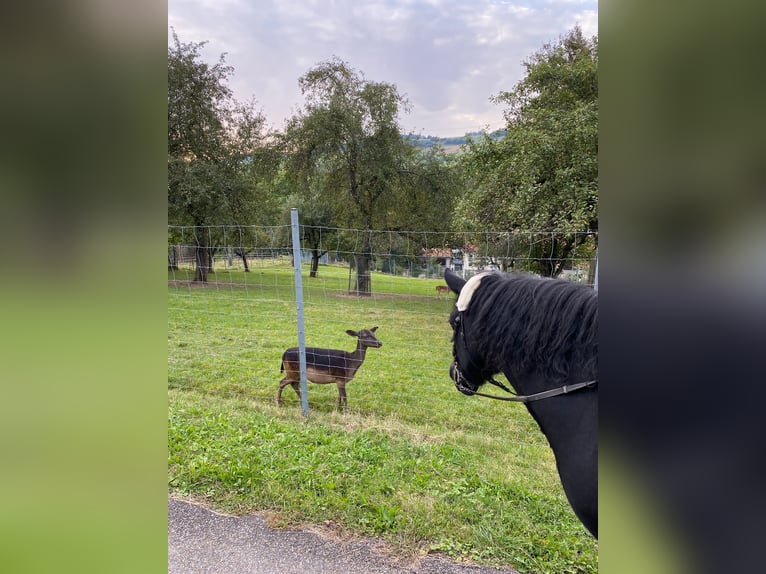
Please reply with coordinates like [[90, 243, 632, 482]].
[[167, 30, 273, 281], [284, 58, 414, 295], [284, 58, 459, 292], [458, 27, 598, 277], [283, 188, 336, 278]]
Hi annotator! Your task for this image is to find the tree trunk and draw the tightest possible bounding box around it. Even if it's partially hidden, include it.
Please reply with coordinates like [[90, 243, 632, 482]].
[[192, 226, 214, 282], [168, 245, 179, 271], [535, 236, 575, 278], [193, 243, 208, 282], [309, 246, 328, 278], [552, 236, 576, 278], [310, 247, 320, 278], [235, 248, 250, 272], [206, 247, 215, 275], [537, 255, 557, 277], [352, 235, 372, 295]]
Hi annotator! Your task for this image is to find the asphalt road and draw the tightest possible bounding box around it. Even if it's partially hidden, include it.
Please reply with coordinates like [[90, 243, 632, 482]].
[[169, 498, 519, 574]]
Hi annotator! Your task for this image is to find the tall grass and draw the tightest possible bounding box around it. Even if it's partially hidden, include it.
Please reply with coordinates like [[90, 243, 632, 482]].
[[168, 262, 597, 573]]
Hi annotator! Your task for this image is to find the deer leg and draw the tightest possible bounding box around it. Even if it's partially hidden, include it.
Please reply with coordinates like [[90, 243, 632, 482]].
[[337, 383, 348, 414], [290, 381, 301, 400], [277, 377, 296, 406]]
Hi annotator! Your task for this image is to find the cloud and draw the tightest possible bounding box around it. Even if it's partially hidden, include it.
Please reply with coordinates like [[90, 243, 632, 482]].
[[168, 0, 598, 136]]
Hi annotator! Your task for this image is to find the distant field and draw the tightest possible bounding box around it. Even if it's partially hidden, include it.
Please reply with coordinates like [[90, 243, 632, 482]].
[[168, 263, 597, 573], [442, 143, 463, 154]]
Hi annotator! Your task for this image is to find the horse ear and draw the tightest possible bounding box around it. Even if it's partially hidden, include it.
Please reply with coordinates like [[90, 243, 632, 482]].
[[444, 268, 466, 295], [370, 326, 378, 332]]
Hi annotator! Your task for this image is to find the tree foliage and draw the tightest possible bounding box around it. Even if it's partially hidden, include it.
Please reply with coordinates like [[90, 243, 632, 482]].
[[284, 57, 457, 292], [167, 30, 275, 280], [457, 27, 598, 276]]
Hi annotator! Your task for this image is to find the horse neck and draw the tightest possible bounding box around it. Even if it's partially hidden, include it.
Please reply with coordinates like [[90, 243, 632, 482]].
[[509, 370, 597, 446], [521, 379, 598, 539]]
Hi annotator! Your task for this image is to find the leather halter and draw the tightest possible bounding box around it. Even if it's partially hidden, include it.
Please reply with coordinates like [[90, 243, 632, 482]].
[[450, 309, 597, 403], [451, 362, 597, 403]]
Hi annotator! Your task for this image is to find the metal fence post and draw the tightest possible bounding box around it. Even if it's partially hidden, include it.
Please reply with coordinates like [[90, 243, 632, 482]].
[[290, 208, 309, 417], [594, 252, 599, 292]]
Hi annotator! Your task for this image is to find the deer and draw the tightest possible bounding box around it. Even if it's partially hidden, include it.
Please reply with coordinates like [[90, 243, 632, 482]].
[[277, 326, 383, 413], [436, 285, 449, 297]]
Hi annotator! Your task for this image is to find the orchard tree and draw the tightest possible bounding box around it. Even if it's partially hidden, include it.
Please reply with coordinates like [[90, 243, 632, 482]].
[[283, 187, 336, 278], [284, 58, 414, 294], [384, 144, 461, 233], [167, 30, 273, 281], [458, 27, 598, 277], [284, 57, 457, 293]]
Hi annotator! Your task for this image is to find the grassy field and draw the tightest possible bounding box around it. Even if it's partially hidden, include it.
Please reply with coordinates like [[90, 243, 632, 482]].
[[168, 261, 597, 573]]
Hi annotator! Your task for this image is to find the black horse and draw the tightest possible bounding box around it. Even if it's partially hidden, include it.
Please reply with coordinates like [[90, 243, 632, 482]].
[[444, 268, 598, 538]]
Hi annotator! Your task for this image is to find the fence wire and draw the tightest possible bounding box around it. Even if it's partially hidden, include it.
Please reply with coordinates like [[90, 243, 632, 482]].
[[168, 224, 597, 446]]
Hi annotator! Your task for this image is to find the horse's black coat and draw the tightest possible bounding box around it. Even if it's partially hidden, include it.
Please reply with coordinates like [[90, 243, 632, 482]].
[[445, 269, 598, 538]]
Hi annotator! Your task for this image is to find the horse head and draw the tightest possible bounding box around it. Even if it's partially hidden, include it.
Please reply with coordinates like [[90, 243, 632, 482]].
[[444, 269, 497, 395]]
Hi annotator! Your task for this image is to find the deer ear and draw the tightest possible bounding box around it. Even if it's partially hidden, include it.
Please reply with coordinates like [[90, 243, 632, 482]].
[[370, 326, 378, 332], [346, 329, 358, 337]]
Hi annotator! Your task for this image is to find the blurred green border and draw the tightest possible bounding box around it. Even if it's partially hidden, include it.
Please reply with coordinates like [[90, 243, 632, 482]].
[[600, 2, 766, 573], [0, 2, 169, 573]]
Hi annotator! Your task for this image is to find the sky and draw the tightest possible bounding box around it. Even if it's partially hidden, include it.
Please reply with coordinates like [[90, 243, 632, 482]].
[[168, 0, 597, 138]]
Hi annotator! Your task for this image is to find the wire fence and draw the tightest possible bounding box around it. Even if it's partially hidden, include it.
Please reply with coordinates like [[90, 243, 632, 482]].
[[168, 224, 597, 280], [168, 221, 597, 443]]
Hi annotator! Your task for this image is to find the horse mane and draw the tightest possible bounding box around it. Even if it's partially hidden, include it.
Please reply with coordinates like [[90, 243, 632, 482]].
[[469, 272, 598, 382]]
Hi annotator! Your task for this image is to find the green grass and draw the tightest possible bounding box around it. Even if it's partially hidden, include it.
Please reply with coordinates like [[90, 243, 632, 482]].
[[168, 262, 597, 573]]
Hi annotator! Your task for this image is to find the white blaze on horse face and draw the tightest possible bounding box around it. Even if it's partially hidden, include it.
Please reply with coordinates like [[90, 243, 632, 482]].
[[456, 272, 491, 312]]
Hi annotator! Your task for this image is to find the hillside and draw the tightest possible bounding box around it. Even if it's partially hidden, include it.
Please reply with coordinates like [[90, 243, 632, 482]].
[[405, 129, 507, 152]]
